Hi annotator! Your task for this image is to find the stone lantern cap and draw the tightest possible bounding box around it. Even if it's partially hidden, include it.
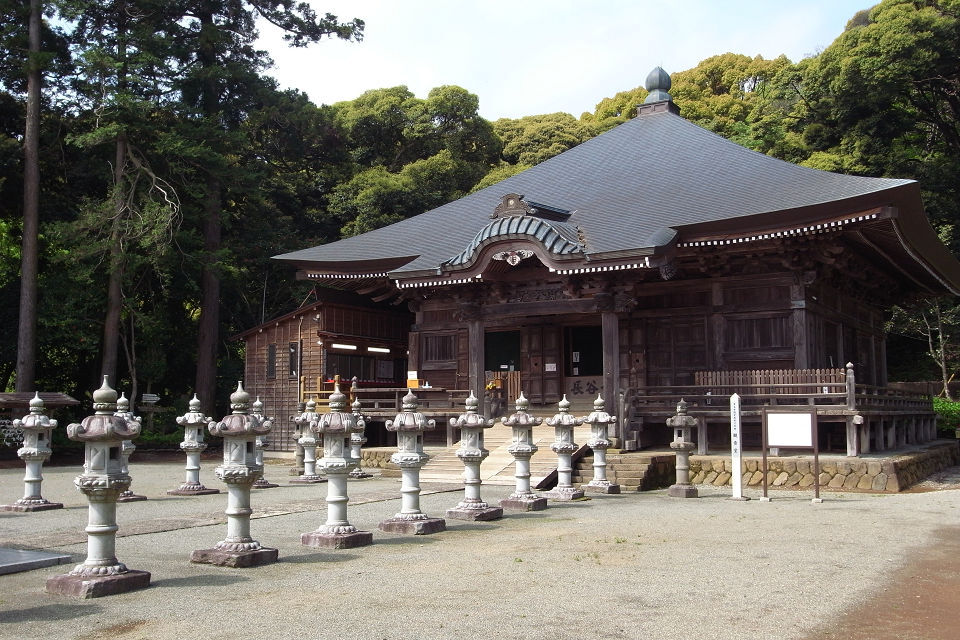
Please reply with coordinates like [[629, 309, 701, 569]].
[[177, 395, 210, 426], [312, 382, 362, 434], [546, 395, 583, 427], [501, 392, 542, 427], [386, 391, 435, 432], [67, 377, 141, 442], [583, 394, 616, 425], [295, 399, 321, 428], [449, 392, 494, 430], [13, 393, 58, 430], [666, 398, 698, 428], [208, 382, 272, 437]]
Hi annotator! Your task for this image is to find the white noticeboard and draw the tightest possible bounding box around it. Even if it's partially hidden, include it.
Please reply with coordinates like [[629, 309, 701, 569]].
[[761, 407, 822, 503], [766, 412, 814, 448]]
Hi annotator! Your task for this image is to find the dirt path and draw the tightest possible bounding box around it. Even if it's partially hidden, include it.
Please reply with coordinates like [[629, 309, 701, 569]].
[[805, 523, 960, 639]]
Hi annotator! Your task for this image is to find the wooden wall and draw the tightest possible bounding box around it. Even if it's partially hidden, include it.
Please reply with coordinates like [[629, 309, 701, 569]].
[[242, 301, 411, 451], [412, 269, 891, 402]]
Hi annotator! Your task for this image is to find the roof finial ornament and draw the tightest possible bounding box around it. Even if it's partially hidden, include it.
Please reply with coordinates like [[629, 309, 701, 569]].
[[638, 66, 680, 116], [644, 66, 672, 104]]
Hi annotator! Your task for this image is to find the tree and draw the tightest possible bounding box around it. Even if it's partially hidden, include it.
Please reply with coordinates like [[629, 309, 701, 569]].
[[493, 112, 596, 167], [330, 84, 499, 237], [15, 0, 41, 393], [61, 0, 185, 392], [163, 1, 363, 414]]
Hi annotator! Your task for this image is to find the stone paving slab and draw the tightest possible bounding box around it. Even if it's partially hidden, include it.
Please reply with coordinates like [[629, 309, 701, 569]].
[[0, 548, 72, 576]]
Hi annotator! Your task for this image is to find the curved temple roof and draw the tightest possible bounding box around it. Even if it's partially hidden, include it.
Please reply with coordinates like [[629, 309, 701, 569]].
[[274, 101, 960, 294]]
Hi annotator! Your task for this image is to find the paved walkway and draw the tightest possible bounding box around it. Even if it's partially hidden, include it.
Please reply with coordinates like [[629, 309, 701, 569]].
[[1, 456, 959, 639]]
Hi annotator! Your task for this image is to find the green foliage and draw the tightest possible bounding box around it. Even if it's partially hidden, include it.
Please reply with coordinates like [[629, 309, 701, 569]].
[[932, 397, 960, 436], [493, 113, 596, 166], [3, 0, 960, 411]]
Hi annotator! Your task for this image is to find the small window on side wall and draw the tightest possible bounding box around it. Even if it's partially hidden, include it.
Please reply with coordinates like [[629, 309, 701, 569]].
[[267, 343, 277, 379], [289, 342, 298, 378]]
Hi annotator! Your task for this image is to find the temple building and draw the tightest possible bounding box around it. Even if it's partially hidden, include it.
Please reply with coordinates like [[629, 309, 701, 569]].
[[267, 68, 960, 455]]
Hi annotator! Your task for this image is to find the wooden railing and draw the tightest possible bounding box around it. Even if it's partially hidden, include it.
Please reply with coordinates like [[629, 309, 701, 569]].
[[627, 365, 932, 417], [350, 386, 471, 414]]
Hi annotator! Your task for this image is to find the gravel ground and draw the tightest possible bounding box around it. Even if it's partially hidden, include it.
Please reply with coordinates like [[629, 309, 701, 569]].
[[1, 457, 959, 640]]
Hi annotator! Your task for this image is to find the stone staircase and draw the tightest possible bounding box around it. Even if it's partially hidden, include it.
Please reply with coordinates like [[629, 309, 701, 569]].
[[572, 452, 675, 492]]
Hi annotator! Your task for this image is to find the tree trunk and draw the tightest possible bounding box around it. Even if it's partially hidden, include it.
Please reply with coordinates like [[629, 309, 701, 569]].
[[101, 133, 128, 385], [15, 0, 42, 392], [195, 176, 221, 415], [194, 4, 222, 416]]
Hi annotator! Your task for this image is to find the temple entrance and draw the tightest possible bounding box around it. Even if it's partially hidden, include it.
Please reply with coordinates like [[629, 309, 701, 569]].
[[485, 330, 521, 372], [563, 325, 603, 404], [484, 330, 521, 415]]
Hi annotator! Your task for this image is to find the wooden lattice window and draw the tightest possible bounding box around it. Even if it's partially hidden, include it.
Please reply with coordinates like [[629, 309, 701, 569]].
[[423, 334, 456, 363]]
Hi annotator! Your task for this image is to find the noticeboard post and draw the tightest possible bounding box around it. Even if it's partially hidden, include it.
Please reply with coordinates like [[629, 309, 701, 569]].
[[761, 407, 822, 504]]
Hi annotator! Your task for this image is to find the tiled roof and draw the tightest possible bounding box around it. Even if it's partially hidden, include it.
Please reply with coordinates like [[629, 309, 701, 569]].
[[274, 109, 913, 275]]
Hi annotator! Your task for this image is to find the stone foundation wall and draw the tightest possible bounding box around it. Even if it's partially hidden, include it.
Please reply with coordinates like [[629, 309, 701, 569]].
[[359, 447, 396, 470], [688, 443, 958, 493]]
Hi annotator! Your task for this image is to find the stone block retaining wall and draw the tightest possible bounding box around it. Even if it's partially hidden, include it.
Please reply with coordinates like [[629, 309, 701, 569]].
[[359, 447, 396, 470], [688, 442, 958, 493]]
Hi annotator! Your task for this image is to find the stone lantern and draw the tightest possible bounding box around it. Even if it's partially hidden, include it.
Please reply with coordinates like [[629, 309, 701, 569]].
[[46, 376, 151, 598], [1, 393, 63, 512], [167, 394, 219, 495], [582, 394, 621, 494], [290, 399, 324, 484], [544, 395, 584, 501], [115, 393, 146, 502], [191, 382, 278, 567], [348, 390, 372, 479], [499, 391, 547, 512], [301, 382, 373, 549], [251, 396, 279, 489], [665, 398, 698, 498], [446, 391, 502, 521], [378, 391, 446, 535], [289, 401, 306, 476]]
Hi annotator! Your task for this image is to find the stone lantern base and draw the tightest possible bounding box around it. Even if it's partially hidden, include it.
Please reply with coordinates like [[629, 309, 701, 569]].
[[252, 477, 279, 489], [445, 502, 503, 521], [348, 468, 372, 479], [301, 529, 373, 549], [584, 481, 622, 495], [190, 546, 278, 568], [46, 570, 151, 599], [378, 515, 446, 535], [288, 474, 325, 485], [167, 483, 219, 496], [117, 491, 147, 503], [544, 486, 585, 501], [500, 495, 548, 512], [1, 499, 63, 512], [667, 484, 698, 498]]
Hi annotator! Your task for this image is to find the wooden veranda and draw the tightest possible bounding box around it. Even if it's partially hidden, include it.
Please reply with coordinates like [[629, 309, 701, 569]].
[[621, 364, 936, 456]]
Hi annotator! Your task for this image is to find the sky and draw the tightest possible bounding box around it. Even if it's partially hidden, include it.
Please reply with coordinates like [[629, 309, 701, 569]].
[[258, 0, 874, 121]]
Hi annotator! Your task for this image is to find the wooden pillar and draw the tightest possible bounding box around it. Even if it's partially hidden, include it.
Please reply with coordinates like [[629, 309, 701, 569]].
[[710, 283, 724, 369], [845, 415, 860, 457], [468, 317, 485, 409], [791, 284, 809, 369], [601, 310, 620, 440], [696, 416, 708, 455], [859, 419, 871, 455]]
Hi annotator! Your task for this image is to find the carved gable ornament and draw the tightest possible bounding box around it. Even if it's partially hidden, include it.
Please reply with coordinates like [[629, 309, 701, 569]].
[[492, 249, 536, 266], [491, 193, 537, 219]]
